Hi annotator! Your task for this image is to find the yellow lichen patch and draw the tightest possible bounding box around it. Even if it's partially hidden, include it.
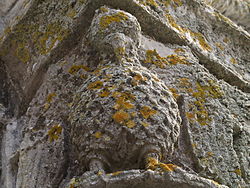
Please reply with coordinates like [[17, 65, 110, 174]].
[[15, 42, 31, 63], [67, 8, 77, 19], [131, 112, 137, 117], [146, 157, 158, 170], [174, 48, 185, 53], [99, 90, 111, 97], [206, 151, 214, 158], [126, 120, 136, 128], [112, 92, 135, 101], [93, 131, 103, 139], [48, 124, 62, 142], [214, 12, 234, 26], [114, 47, 125, 59], [69, 178, 76, 188], [113, 110, 130, 124], [44, 103, 50, 111], [111, 171, 123, 176], [159, 163, 177, 172], [134, 73, 147, 82], [141, 121, 150, 127], [68, 65, 90, 74], [178, 78, 192, 88], [173, 0, 183, 6], [169, 88, 180, 99], [167, 54, 190, 65], [88, 81, 103, 90], [215, 43, 224, 51], [233, 169, 242, 176], [132, 73, 148, 85], [144, 49, 167, 68], [100, 7, 108, 13], [33, 22, 69, 55], [190, 31, 212, 51], [223, 37, 229, 43], [97, 171, 103, 175], [4, 26, 11, 35], [211, 180, 220, 185], [152, 76, 160, 82], [192, 143, 197, 148], [146, 157, 177, 172], [165, 14, 182, 32], [140, 0, 158, 7], [140, 106, 157, 119], [190, 80, 223, 125], [186, 112, 195, 120], [47, 93, 57, 103], [230, 58, 237, 64], [114, 95, 135, 110], [100, 12, 128, 29]]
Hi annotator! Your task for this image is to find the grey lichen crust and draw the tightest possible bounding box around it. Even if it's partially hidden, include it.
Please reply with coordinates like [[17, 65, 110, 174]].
[[70, 7, 181, 173]]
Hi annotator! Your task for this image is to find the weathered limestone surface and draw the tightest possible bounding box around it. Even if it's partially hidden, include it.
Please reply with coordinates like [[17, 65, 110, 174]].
[[0, 0, 249, 188]]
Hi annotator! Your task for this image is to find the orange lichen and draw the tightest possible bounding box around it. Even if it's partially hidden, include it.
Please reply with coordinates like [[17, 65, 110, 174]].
[[131, 112, 137, 117], [100, 7, 108, 13], [97, 171, 103, 175], [206, 152, 214, 158], [173, 0, 183, 6], [140, 106, 157, 119], [112, 92, 135, 101], [144, 49, 191, 67], [179, 78, 192, 87], [190, 31, 212, 51], [223, 37, 229, 43], [44, 103, 50, 111], [93, 131, 103, 139], [192, 143, 197, 148], [159, 163, 177, 172], [111, 171, 123, 176], [47, 93, 57, 103], [113, 110, 130, 124], [174, 48, 185, 53], [141, 121, 150, 127], [146, 157, 159, 170], [134, 73, 147, 81], [114, 47, 125, 59], [146, 157, 177, 172], [186, 112, 195, 120], [67, 8, 77, 18], [48, 124, 62, 142], [68, 65, 90, 74], [126, 120, 136, 128], [88, 81, 103, 90], [211, 180, 220, 185], [167, 54, 190, 65], [144, 49, 167, 68], [190, 80, 223, 125], [177, 77, 223, 126], [216, 43, 224, 50], [69, 178, 76, 188], [233, 169, 242, 176], [99, 90, 111, 97], [169, 88, 180, 99], [230, 58, 237, 64], [165, 14, 182, 32], [140, 0, 158, 7], [132, 73, 148, 85], [100, 12, 128, 29], [113, 96, 135, 110]]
